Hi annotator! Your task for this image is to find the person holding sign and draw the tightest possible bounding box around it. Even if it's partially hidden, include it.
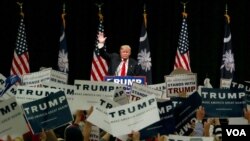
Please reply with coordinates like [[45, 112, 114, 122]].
[[192, 106, 222, 141], [97, 32, 141, 76]]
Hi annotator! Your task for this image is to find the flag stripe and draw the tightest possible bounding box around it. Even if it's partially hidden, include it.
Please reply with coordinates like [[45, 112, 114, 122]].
[[97, 56, 108, 74], [12, 53, 29, 75], [17, 52, 29, 73], [12, 53, 23, 74], [92, 55, 104, 81], [91, 64, 99, 81], [91, 56, 108, 81], [10, 17, 30, 76], [11, 53, 29, 75], [20, 53, 30, 72], [91, 63, 102, 81], [175, 51, 190, 70], [174, 17, 191, 71], [10, 62, 18, 75], [90, 20, 108, 81], [174, 51, 182, 68], [90, 69, 98, 81], [91, 53, 108, 81], [91, 69, 98, 81]]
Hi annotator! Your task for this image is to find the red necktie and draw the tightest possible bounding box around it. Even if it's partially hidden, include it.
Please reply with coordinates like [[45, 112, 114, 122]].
[[120, 59, 126, 76]]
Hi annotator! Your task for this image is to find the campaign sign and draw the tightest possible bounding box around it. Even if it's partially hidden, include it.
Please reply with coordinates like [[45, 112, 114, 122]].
[[74, 80, 123, 110], [104, 76, 146, 94], [140, 100, 175, 139], [201, 88, 245, 117], [107, 95, 159, 136], [0, 97, 29, 139], [0, 75, 20, 97], [231, 81, 250, 109], [1, 85, 16, 101], [170, 97, 186, 108], [0, 73, 6, 90], [231, 81, 250, 93], [9, 86, 59, 105], [22, 91, 73, 134], [173, 92, 202, 135], [165, 73, 197, 97], [42, 82, 74, 96], [148, 82, 167, 99], [113, 87, 129, 105], [129, 83, 163, 102], [42, 82, 75, 113], [87, 95, 160, 137], [22, 68, 68, 87]]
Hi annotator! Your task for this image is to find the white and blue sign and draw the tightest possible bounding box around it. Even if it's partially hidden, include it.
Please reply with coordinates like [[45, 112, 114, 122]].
[[22, 91, 73, 134], [104, 76, 145, 94], [140, 100, 175, 139], [201, 88, 246, 118]]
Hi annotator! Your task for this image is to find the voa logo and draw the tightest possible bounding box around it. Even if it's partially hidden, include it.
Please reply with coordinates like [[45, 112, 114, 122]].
[[226, 129, 246, 136]]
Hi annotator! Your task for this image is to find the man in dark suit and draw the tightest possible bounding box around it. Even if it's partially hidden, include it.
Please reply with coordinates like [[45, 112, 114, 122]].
[[97, 32, 141, 76]]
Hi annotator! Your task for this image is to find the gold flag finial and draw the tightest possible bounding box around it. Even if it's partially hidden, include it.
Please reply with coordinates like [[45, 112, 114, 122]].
[[224, 4, 230, 24], [143, 3, 147, 28], [181, 1, 188, 18], [96, 3, 104, 21], [16, 2, 24, 17], [61, 3, 66, 28]]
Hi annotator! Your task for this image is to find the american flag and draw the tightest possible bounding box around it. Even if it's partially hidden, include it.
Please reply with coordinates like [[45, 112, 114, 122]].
[[10, 17, 30, 76], [90, 20, 108, 81], [174, 17, 191, 71], [58, 12, 69, 73]]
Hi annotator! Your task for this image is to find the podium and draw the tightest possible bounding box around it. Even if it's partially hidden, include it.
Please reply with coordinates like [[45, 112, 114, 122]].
[[104, 76, 146, 93]]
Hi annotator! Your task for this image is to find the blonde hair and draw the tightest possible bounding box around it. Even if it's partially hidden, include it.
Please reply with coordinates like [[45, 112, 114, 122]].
[[120, 45, 131, 50]]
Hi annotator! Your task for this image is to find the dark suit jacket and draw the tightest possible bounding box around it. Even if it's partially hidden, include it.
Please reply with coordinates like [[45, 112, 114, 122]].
[[99, 48, 141, 76]]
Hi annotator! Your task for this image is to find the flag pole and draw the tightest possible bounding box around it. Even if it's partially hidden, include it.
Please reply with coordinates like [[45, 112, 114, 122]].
[[11, 1, 30, 76], [95, 3, 104, 22], [62, 3, 66, 14], [62, 3, 66, 28], [174, 1, 191, 71], [225, 4, 230, 24], [180, 1, 188, 18], [143, 4, 147, 28], [91, 3, 108, 81], [16, 2, 24, 17]]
